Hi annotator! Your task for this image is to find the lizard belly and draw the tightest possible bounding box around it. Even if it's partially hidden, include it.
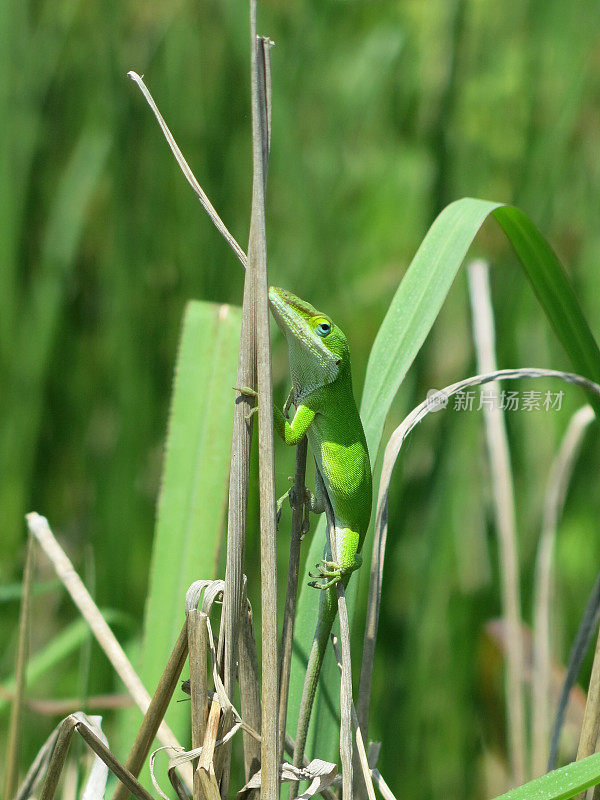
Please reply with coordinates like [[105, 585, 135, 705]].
[[306, 421, 371, 547]]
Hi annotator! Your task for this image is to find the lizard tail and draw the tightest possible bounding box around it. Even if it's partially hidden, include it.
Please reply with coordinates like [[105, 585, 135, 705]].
[[290, 584, 340, 797]]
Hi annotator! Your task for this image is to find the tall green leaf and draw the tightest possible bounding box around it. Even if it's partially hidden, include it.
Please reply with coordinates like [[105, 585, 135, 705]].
[[138, 300, 241, 740], [492, 752, 600, 800], [288, 197, 600, 765]]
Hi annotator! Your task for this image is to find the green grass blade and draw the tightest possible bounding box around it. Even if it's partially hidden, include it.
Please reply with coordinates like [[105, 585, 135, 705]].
[[22, 126, 111, 373], [0, 612, 127, 716], [138, 300, 241, 740], [361, 197, 501, 453], [492, 752, 600, 800], [288, 197, 600, 765], [362, 198, 600, 455], [0, 580, 62, 602], [493, 205, 600, 396]]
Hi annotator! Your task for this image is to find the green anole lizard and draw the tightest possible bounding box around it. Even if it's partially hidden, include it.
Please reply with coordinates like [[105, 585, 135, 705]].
[[269, 286, 373, 775]]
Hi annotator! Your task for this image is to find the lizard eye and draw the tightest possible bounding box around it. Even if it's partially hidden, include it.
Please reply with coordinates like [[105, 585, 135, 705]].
[[315, 321, 331, 337]]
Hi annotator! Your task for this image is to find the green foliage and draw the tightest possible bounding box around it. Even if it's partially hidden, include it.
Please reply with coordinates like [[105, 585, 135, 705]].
[[288, 197, 600, 766], [139, 299, 241, 736], [492, 752, 600, 800], [4, 1, 600, 797]]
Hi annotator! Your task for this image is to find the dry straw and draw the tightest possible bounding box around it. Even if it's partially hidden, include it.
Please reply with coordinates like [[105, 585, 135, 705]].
[[25, 512, 194, 791], [468, 259, 526, 785], [132, 4, 279, 795]]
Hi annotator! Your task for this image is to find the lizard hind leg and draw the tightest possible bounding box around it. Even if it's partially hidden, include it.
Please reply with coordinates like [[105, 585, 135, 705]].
[[295, 463, 327, 539], [277, 479, 324, 535], [307, 526, 362, 590]]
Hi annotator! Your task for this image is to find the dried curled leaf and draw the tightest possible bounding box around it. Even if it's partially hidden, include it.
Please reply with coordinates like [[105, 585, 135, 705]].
[[237, 759, 338, 799]]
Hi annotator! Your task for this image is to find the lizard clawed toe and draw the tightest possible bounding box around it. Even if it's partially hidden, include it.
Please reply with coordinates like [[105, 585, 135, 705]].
[[308, 576, 341, 591], [307, 559, 342, 589]]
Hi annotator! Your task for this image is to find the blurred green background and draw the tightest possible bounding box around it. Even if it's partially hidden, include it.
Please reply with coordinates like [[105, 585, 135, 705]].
[[3, 0, 600, 797]]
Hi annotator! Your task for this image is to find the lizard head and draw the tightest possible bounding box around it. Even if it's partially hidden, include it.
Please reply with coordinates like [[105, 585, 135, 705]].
[[268, 286, 350, 396]]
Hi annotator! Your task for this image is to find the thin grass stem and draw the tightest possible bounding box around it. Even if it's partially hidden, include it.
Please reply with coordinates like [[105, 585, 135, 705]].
[[533, 405, 594, 775], [26, 513, 193, 791], [3, 530, 35, 800], [322, 496, 352, 800], [331, 636, 376, 800], [468, 259, 526, 785], [357, 485, 388, 740], [126, 71, 247, 269], [238, 591, 262, 780], [113, 622, 190, 800], [278, 438, 308, 764], [371, 769, 398, 800]]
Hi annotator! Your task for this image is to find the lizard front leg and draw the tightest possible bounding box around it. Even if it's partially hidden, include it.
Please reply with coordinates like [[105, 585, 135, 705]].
[[273, 402, 317, 531]]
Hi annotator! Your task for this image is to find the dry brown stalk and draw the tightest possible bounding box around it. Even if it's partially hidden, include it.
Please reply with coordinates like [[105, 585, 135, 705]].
[[278, 437, 309, 764], [219, 181, 257, 796], [330, 636, 377, 800], [238, 591, 262, 780], [26, 513, 193, 791], [188, 608, 209, 800], [37, 714, 153, 800], [248, 11, 279, 799], [113, 621, 190, 800], [197, 698, 223, 800], [126, 72, 247, 268]]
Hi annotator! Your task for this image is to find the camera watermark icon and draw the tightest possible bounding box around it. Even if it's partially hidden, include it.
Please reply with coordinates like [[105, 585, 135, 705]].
[[426, 388, 449, 412]]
